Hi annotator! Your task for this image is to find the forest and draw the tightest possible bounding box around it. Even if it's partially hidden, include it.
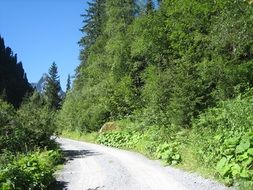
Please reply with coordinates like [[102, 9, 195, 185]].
[[58, 0, 253, 189], [0, 0, 253, 189], [0, 36, 62, 189]]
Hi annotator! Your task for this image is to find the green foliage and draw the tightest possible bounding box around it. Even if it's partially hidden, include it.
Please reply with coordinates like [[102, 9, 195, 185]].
[[0, 99, 15, 127], [193, 94, 253, 186], [215, 132, 253, 186], [0, 97, 56, 153], [97, 130, 134, 148], [97, 121, 182, 165], [60, 0, 253, 187], [156, 142, 181, 165], [16, 98, 57, 150], [44, 62, 62, 110], [66, 74, 71, 93], [0, 150, 62, 190], [0, 95, 61, 190]]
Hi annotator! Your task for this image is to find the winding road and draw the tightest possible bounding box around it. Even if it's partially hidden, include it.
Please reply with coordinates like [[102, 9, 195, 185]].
[[54, 138, 231, 190]]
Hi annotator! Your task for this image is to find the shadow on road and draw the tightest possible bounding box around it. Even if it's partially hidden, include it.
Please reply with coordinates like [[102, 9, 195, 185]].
[[49, 181, 68, 190], [50, 149, 101, 190], [64, 149, 101, 161]]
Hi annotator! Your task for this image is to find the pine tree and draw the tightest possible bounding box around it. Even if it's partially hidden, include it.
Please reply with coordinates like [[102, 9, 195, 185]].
[[75, 0, 106, 87], [44, 62, 61, 110], [146, 0, 154, 13], [157, 0, 162, 6], [66, 74, 71, 92], [79, 0, 106, 62], [0, 35, 32, 107], [0, 89, 7, 101]]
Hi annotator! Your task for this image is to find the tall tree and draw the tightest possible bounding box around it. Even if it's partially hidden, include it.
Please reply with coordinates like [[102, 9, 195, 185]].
[[44, 62, 61, 110], [146, 0, 154, 13], [75, 0, 106, 88], [78, 0, 106, 66], [66, 74, 71, 92], [0, 35, 32, 107]]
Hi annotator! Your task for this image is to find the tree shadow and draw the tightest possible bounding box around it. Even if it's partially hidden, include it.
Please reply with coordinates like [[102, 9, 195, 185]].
[[63, 149, 101, 161], [50, 149, 101, 190], [48, 181, 68, 190]]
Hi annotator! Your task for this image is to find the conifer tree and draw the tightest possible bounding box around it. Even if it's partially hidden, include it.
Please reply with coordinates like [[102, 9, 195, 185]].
[[157, 0, 162, 5], [66, 74, 71, 92], [0, 35, 32, 107], [44, 62, 61, 110], [76, 0, 106, 87], [146, 0, 154, 13], [79, 0, 106, 62]]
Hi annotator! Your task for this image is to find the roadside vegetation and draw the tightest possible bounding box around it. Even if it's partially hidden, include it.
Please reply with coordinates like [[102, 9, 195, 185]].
[[2, 0, 252, 189], [58, 0, 253, 189], [0, 37, 63, 190], [0, 95, 62, 190]]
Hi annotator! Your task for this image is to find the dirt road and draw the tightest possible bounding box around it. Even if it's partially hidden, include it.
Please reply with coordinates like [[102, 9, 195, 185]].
[[55, 138, 231, 190]]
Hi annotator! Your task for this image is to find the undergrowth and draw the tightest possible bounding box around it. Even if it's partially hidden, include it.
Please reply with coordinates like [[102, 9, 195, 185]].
[[0, 150, 62, 190], [96, 122, 182, 166], [96, 93, 253, 189]]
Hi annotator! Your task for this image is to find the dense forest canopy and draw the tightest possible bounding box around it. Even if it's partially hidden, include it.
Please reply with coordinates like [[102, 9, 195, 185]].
[[58, 1, 253, 186], [0, 0, 252, 189], [59, 0, 253, 131]]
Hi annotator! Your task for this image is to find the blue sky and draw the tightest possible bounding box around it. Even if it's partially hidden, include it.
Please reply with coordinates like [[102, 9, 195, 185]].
[[0, 0, 88, 91]]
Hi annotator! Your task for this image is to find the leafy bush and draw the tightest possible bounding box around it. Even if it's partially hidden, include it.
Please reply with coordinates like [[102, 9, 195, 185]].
[[0, 100, 16, 153], [97, 121, 182, 165], [0, 97, 57, 153], [0, 150, 62, 190], [16, 101, 57, 150], [96, 130, 134, 148], [193, 95, 253, 186], [155, 142, 181, 165], [0, 96, 62, 190], [215, 131, 253, 186]]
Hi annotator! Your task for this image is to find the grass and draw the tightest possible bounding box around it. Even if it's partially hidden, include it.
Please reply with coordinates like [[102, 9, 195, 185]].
[[177, 142, 217, 180], [60, 130, 98, 143]]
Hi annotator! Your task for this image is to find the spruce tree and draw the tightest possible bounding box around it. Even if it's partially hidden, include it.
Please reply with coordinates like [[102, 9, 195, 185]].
[[76, 0, 106, 88], [0, 35, 32, 107], [146, 0, 154, 13], [44, 62, 61, 110], [66, 74, 71, 92], [79, 0, 106, 62]]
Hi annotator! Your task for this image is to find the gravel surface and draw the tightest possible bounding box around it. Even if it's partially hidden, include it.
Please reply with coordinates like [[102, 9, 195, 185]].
[[54, 138, 233, 190]]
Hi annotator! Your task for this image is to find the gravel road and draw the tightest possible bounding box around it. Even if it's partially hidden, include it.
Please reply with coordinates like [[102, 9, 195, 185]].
[[54, 138, 232, 190]]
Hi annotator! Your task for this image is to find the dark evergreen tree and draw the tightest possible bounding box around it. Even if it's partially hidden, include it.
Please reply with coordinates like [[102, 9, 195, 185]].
[[44, 62, 61, 110], [66, 74, 71, 92], [75, 0, 106, 88], [0, 89, 7, 101], [0, 35, 32, 107], [157, 0, 162, 5], [78, 0, 106, 65], [146, 0, 154, 13]]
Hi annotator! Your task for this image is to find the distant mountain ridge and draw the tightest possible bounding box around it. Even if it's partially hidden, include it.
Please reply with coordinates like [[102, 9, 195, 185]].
[[31, 73, 65, 96]]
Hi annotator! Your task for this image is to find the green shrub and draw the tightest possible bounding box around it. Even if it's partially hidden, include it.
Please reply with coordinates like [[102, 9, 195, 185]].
[[215, 131, 253, 186], [16, 101, 57, 150], [0, 100, 16, 153], [97, 121, 182, 165], [155, 142, 181, 165], [0, 98, 57, 153], [97, 130, 133, 148], [0, 150, 62, 190], [193, 95, 253, 186]]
